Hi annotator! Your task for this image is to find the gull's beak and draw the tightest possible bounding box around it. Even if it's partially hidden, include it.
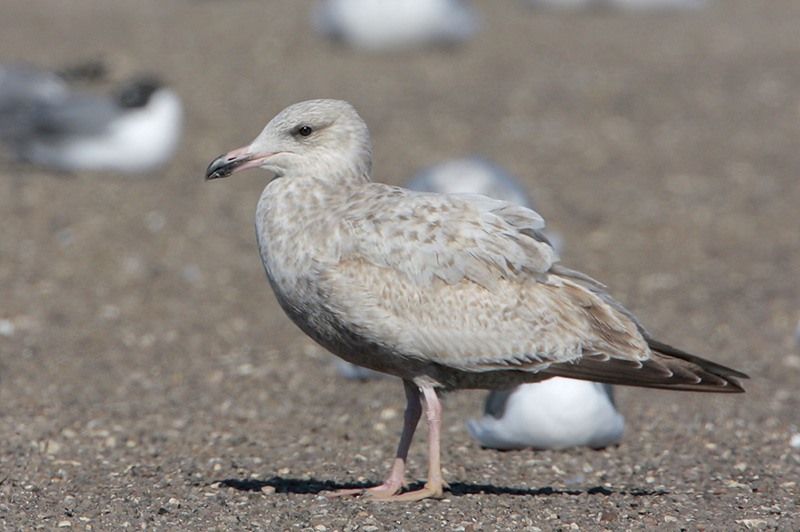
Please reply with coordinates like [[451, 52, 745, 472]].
[[205, 146, 273, 180]]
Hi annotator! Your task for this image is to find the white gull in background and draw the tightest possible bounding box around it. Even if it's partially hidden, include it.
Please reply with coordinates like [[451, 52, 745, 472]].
[[206, 99, 747, 501], [0, 69, 182, 173], [468, 379, 623, 449], [313, 0, 479, 52]]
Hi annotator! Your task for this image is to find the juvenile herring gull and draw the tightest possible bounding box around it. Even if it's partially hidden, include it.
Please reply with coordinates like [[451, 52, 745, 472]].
[[206, 99, 748, 501]]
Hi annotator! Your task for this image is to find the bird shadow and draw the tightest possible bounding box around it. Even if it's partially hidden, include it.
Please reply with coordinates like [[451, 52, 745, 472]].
[[214, 476, 667, 498]]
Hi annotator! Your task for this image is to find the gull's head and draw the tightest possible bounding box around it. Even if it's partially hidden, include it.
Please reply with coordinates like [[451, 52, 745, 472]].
[[205, 99, 372, 182]]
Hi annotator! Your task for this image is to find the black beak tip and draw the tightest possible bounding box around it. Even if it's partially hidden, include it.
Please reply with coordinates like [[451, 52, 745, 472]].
[[205, 154, 231, 181]]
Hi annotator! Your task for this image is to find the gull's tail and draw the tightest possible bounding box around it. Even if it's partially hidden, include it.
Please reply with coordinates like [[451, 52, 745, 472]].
[[542, 339, 749, 393]]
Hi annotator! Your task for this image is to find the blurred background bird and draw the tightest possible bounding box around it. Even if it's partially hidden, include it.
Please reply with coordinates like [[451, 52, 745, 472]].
[[0, 65, 182, 174], [313, 0, 479, 52]]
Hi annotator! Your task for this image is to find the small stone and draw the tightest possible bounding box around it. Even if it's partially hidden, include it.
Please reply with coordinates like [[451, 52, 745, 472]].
[[362, 527, 379, 532], [57, 521, 72, 528], [664, 515, 678, 523], [45, 439, 62, 455], [736, 519, 768, 530], [0, 319, 15, 337], [313, 526, 327, 532], [379, 408, 398, 420], [724, 479, 748, 489], [790, 434, 800, 449], [260, 485, 276, 495], [167, 497, 180, 506]]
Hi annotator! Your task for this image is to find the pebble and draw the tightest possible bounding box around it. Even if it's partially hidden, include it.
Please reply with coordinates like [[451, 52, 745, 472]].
[[790, 433, 800, 449], [0, 319, 15, 337], [736, 519, 769, 530], [379, 408, 398, 420]]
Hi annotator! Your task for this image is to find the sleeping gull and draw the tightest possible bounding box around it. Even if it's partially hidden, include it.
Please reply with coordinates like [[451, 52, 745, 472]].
[[206, 99, 748, 501], [313, 0, 479, 52], [1, 73, 182, 173]]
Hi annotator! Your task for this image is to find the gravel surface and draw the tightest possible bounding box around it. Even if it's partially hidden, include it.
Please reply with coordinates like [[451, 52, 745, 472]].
[[1, 1, 799, 530]]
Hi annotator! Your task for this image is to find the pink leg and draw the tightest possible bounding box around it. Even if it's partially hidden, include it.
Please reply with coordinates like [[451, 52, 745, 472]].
[[389, 384, 447, 501], [327, 379, 421, 498]]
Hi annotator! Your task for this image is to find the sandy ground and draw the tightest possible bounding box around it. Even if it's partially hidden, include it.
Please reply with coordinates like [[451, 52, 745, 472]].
[[1, 0, 799, 530]]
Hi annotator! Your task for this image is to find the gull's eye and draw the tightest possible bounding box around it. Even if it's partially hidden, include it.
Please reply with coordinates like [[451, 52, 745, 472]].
[[296, 125, 313, 137]]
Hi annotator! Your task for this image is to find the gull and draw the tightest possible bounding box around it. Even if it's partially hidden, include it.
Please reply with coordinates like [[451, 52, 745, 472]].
[[1, 71, 182, 174], [313, 0, 479, 52], [467, 380, 623, 450], [206, 99, 748, 501]]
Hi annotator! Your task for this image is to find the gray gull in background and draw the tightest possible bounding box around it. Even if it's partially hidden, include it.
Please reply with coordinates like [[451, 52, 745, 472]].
[[206, 99, 747, 501], [313, 0, 479, 52], [1, 70, 182, 174]]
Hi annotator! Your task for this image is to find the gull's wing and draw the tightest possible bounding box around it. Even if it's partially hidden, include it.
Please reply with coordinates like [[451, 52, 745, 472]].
[[0, 64, 68, 140], [28, 93, 119, 137], [337, 184, 557, 289], [318, 184, 747, 392]]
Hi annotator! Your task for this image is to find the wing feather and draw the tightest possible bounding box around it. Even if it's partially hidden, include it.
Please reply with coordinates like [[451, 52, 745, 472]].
[[316, 184, 747, 392]]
